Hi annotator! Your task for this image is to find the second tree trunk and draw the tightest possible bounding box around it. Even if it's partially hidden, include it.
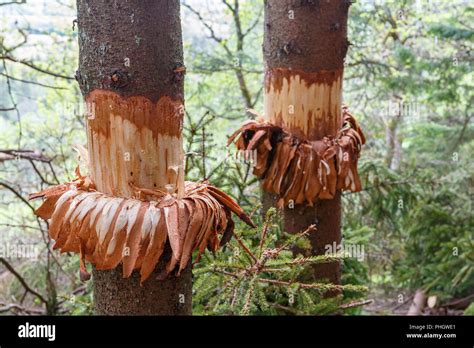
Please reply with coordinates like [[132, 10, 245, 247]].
[[263, 0, 350, 285]]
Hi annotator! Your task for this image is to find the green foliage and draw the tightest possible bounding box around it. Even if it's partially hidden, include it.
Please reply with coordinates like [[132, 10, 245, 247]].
[[395, 187, 474, 298], [343, 158, 474, 300], [58, 283, 94, 315], [429, 24, 474, 41], [193, 209, 368, 315], [464, 302, 474, 316]]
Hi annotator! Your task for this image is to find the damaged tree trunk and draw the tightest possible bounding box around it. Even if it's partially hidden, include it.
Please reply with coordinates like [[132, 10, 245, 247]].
[[30, 0, 253, 316], [76, 0, 190, 315], [263, 0, 350, 286]]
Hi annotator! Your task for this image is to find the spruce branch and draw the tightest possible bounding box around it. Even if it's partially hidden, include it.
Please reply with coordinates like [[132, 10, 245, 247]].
[[194, 209, 368, 315]]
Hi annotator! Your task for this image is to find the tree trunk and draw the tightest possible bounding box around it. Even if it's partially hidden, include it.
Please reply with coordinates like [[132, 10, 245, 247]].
[[263, 0, 350, 286], [385, 102, 402, 171], [76, 0, 191, 315]]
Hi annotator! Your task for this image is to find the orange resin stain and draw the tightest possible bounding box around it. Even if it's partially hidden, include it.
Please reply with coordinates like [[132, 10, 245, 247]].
[[85, 90, 185, 198], [264, 68, 343, 140]]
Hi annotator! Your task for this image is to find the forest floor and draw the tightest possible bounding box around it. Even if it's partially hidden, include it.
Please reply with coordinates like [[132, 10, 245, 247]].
[[363, 288, 469, 316]]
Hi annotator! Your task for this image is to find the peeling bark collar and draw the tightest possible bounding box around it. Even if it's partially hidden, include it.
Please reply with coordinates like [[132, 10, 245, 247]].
[[30, 173, 254, 283], [228, 106, 365, 207]]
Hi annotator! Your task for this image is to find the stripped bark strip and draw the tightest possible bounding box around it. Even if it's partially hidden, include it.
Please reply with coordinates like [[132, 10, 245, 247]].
[[228, 106, 365, 206], [30, 173, 254, 283]]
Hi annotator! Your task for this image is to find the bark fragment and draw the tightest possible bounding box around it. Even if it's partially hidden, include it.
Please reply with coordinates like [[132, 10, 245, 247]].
[[30, 172, 253, 283], [229, 106, 365, 207]]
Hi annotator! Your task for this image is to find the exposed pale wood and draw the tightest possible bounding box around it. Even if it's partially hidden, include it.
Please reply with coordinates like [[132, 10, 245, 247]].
[[264, 69, 343, 141], [85, 90, 185, 199]]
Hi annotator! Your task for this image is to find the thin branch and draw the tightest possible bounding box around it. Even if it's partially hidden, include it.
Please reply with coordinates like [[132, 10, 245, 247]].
[[29, 159, 56, 186], [2, 28, 27, 53], [347, 59, 394, 70], [2, 60, 22, 148], [258, 219, 269, 257], [0, 180, 35, 212], [275, 225, 316, 254], [222, 0, 235, 14], [182, 2, 233, 57], [251, 86, 263, 108], [0, 258, 48, 305], [47, 162, 61, 184], [0, 302, 43, 314], [0, 149, 52, 162], [257, 277, 344, 291], [183, 1, 255, 109], [0, 1, 25, 6], [233, 233, 258, 263], [0, 72, 67, 90], [212, 268, 363, 293], [243, 6, 263, 37], [266, 254, 345, 267], [1, 55, 74, 80], [339, 299, 374, 309], [449, 103, 472, 153]]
